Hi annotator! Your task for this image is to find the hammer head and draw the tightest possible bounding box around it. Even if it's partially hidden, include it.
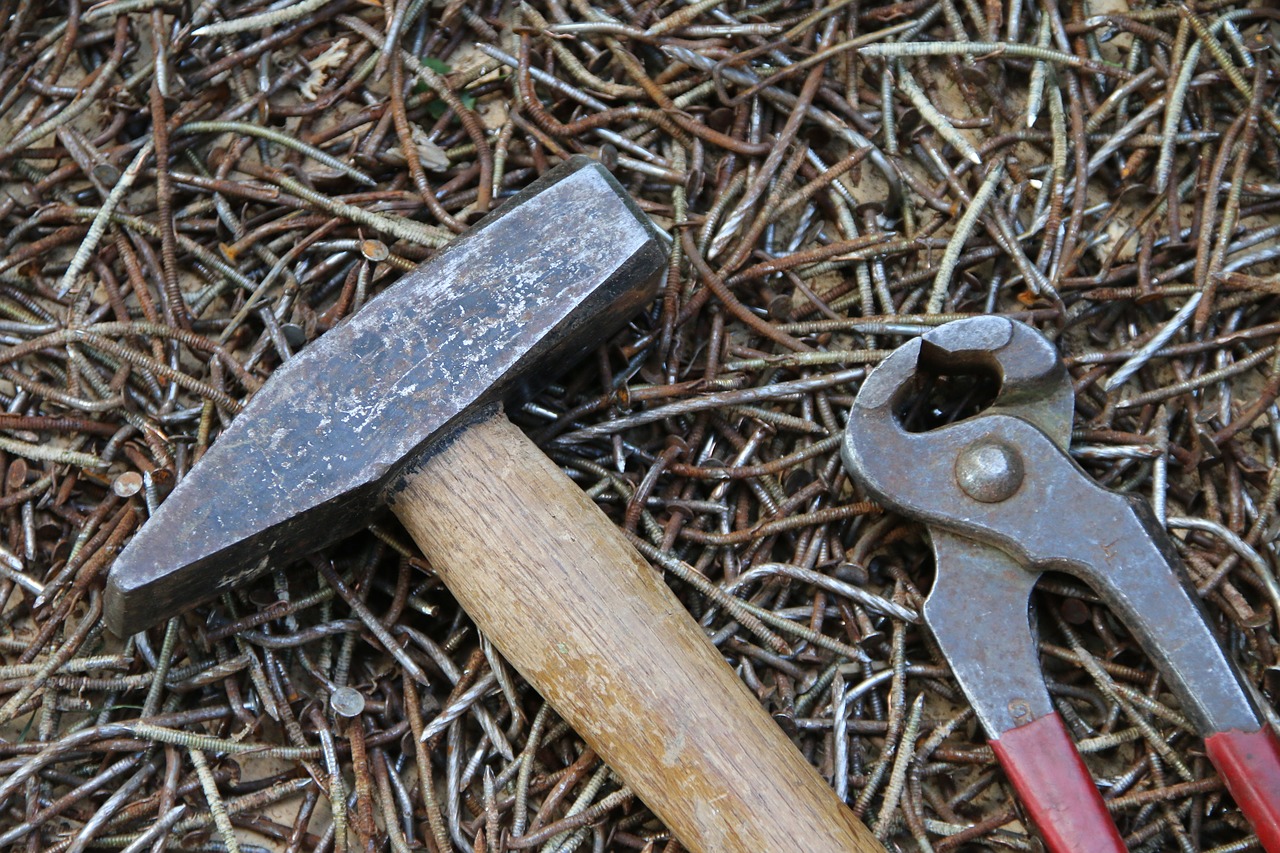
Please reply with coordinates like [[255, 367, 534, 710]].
[[106, 157, 667, 634]]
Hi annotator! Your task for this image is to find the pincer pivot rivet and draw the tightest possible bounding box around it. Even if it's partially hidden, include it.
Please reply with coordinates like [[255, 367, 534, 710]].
[[955, 440, 1024, 503]]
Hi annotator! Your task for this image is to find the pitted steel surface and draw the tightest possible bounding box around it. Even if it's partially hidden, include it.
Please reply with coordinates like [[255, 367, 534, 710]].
[[106, 158, 667, 633], [843, 317, 1260, 736]]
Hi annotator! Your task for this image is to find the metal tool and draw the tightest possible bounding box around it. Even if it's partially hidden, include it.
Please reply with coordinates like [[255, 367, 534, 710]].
[[106, 157, 884, 853], [842, 316, 1280, 853]]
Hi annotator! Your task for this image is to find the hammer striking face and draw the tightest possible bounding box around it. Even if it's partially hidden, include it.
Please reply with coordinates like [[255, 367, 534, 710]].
[[106, 158, 666, 634]]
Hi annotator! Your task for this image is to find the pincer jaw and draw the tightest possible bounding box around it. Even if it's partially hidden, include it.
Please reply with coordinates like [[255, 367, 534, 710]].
[[849, 316, 1071, 437], [842, 317, 1075, 522]]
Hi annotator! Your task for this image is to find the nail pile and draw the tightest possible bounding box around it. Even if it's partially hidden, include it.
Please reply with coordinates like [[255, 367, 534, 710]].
[[0, 1, 1278, 850]]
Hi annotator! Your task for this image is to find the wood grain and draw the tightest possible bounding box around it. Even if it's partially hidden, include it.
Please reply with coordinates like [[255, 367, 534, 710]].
[[391, 409, 882, 853]]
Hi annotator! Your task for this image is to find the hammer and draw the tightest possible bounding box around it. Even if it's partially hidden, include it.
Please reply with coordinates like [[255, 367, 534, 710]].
[[106, 158, 883, 853]]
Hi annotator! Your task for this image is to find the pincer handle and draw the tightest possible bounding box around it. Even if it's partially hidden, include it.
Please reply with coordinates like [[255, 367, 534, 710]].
[[1205, 727, 1280, 853], [988, 712, 1127, 853]]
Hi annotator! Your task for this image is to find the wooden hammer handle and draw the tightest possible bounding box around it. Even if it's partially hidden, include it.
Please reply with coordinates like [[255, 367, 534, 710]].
[[392, 409, 882, 853]]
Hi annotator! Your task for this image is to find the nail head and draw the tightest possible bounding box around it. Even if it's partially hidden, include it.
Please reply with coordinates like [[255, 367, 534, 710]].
[[113, 471, 145, 498], [361, 239, 390, 262], [331, 686, 365, 717]]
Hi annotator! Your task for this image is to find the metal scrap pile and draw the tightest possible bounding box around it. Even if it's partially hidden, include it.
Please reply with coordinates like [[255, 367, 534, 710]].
[[0, 0, 1278, 850]]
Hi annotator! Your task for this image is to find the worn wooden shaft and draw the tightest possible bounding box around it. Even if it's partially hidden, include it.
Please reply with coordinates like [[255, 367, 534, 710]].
[[391, 409, 881, 853]]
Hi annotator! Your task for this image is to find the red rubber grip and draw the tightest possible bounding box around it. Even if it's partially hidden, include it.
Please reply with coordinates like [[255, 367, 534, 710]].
[[1205, 727, 1280, 853], [989, 712, 1126, 853]]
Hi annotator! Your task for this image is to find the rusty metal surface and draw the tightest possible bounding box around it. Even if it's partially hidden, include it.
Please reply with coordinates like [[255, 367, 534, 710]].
[[3, 3, 1280, 850], [105, 157, 667, 633], [843, 317, 1261, 737]]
